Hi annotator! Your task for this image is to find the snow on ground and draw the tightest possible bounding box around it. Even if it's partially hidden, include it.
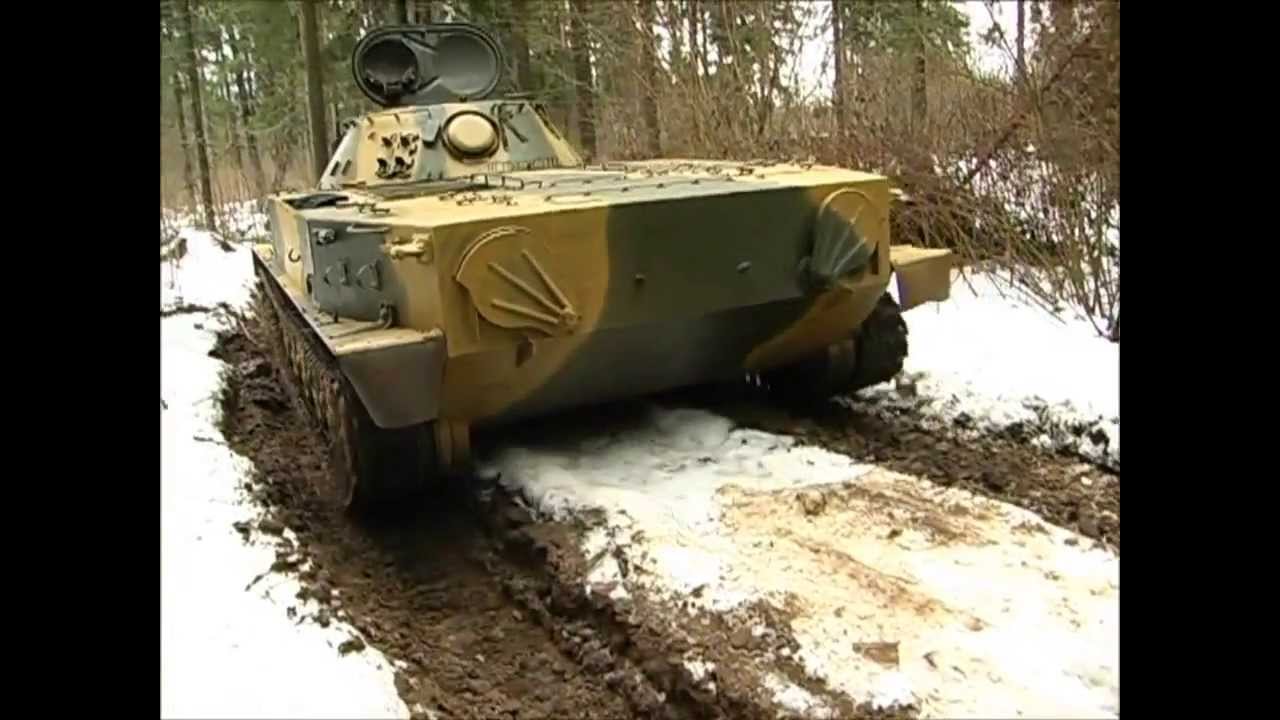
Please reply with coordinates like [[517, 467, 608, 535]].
[[161, 224, 255, 312], [161, 229, 407, 719], [874, 268, 1120, 470], [489, 407, 1120, 719], [162, 199, 269, 245]]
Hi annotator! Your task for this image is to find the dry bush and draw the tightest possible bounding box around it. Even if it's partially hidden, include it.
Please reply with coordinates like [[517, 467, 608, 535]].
[[588, 1, 1118, 340]]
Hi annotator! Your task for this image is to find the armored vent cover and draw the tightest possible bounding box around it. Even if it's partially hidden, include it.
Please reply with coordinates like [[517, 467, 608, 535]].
[[352, 23, 506, 108]]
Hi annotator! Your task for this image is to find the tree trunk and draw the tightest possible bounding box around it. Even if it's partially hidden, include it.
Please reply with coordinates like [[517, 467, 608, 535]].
[[238, 69, 265, 195], [178, 0, 217, 232], [568, 0, 597, 160], [162, 3, 197, 207], [508, 0, 535, 93], [662, 0, 683, 71], [1016, 0, 1026, 83], [638, 0, 662, 156], [222, 71, 245, 173], [687, 0, 704, 78], [171, 76, 198, 208], [911, 0, 927, 131], [831, 0, 844, 137], [710, 0, 737, 83], [228, 29, 265, 196], [299, 0, 330, 184]]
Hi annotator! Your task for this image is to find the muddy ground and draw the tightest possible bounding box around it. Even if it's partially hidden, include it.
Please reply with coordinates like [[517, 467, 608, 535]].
[[703, 392, 1119, 551], [209, 303, 1119, 720]]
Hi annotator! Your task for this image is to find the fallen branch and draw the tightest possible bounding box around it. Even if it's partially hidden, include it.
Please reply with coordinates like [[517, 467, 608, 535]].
[[161, 302, 215, 318]]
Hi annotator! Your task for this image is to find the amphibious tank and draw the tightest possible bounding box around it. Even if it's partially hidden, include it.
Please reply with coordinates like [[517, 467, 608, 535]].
[[252, 22, 954, 513]]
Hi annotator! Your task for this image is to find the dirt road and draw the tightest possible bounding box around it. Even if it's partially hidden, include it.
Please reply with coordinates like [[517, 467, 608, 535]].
[[211, 308, 1118, 719]]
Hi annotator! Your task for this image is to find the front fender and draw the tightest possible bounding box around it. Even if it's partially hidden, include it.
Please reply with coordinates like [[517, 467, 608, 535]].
[[889, 245, 954, 311], [336, 328, 446, 429], [253, 248, 446, 429]]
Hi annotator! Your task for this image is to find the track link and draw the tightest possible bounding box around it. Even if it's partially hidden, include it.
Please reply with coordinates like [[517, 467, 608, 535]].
[[252, 257, 434, 514]]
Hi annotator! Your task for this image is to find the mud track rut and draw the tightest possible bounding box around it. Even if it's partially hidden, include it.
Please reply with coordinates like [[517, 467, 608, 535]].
[[211, 293, 1118, 720]]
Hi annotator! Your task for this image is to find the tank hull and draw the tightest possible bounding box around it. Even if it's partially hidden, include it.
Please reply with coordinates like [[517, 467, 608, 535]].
[[254, 161, 931, 433]]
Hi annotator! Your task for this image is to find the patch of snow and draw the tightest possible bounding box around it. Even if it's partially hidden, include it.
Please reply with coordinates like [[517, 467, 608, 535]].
[[161, 231, 407, 719], [762, 674, 834, 719], [877, 269, 1119, 470], [486, 407, 875, 612], [685, 658, 715, 684], [410, 705, 439, 720], [868, 670, 917, 710], [582, 527, 632, 601], [491, 406, 1119, 719], [161, 227, 256, 314]]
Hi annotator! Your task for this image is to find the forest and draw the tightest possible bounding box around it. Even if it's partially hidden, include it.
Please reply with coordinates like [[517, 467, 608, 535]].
[[159, 0, 1119, 339]]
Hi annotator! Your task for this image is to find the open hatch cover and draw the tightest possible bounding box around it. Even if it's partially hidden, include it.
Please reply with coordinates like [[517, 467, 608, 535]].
[[351, 23, 505, 108]]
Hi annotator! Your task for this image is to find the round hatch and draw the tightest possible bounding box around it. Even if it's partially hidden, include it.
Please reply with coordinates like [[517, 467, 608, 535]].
[[443, 112, 499, 158]]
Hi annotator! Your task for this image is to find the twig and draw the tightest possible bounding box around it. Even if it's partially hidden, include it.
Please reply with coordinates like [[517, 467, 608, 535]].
[[161, 302, 215, 318]]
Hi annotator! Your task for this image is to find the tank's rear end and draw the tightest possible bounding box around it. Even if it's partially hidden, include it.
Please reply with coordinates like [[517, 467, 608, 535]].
[[420, 161, 901, 428]]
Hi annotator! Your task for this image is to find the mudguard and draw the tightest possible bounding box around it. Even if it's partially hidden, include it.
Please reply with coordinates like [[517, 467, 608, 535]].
[[889, 245, 954, 311], [253, 245, 446, 429]]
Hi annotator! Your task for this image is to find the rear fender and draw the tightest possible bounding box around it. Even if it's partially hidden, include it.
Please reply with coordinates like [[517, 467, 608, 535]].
[[889, 245, 954, 311]]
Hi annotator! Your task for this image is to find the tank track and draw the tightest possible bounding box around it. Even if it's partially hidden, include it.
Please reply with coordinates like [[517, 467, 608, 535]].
[[761, 292, 908, 402], [846, 292, 909, 393], [252, 258, 434, 514]]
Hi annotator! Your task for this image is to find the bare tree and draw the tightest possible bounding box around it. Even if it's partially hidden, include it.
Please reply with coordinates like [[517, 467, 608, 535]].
[[831, 0, 844, 137], [638, 0, 662, 156], [687, 0, 706, 78], [228, 27, 265, 195], [568, 0, 597, 159], [299, 0, 330, 183], [1016, 0, 1026, 83], [171, 75, 197, 207], [911, 0, 927, 131], [178, 0, 216, 231], [219, 40, 245, 173], [507, 0, 535, 92]]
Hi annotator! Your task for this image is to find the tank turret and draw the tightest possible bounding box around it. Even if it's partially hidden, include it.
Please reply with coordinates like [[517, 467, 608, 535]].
[[318, 24, 582, 192]]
